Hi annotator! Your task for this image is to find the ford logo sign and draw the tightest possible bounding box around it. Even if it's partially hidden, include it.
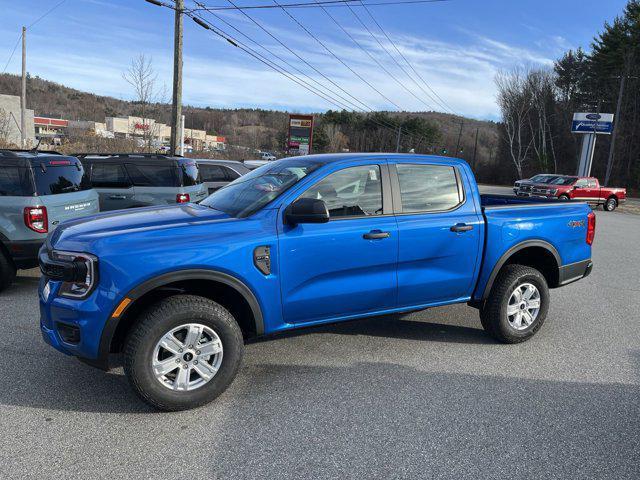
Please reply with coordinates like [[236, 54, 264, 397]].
[[586, 113, 601, 120]]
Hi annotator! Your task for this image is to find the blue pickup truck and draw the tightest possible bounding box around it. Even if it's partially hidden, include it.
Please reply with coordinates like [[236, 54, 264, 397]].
[[39, 154, 595, 411]]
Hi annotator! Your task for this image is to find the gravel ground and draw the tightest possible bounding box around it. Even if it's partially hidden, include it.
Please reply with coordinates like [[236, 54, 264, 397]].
[[0, 211, 638, 479]]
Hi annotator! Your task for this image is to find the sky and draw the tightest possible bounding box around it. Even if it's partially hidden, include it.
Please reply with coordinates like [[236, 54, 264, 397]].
[[0, 0, 629, 119]]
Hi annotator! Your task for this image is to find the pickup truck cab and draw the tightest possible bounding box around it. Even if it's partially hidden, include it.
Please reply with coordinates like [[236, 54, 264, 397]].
[[516, 175, 626, 211], [39, 154, 595, 411]]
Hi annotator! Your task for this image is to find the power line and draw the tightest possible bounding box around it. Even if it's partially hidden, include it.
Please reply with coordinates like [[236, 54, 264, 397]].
[[358, 0, 457, 114], [188, 0, 449, 11], [1, 34, 21, 73], [28, 0, 68, 28]]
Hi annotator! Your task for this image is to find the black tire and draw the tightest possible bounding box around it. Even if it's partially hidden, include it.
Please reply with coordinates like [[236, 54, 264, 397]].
[[0, 250, 16, 293], [480, 265, 549, 344], [604, 196, 618, 212], [124, 294, 244, 411], [558, 194, 570, 201]]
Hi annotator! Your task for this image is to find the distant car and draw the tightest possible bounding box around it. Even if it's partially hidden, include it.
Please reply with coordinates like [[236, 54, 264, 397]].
[[0, 149, 99, 291], [260, 152, 276, 161], [516, 175, 626, 211], [77, 153, 207, 211], [195, 159, 250, 194], [513, 174, 560, 193]]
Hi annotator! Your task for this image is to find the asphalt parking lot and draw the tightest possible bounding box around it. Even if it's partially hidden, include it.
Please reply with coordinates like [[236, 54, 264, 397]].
[[1, 210, 638, 479]]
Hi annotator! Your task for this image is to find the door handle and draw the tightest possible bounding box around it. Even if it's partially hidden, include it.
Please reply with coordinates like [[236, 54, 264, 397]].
[[109, 195, 127, 200], [450, 223, 473, 233], [363, 230, 390, 240]]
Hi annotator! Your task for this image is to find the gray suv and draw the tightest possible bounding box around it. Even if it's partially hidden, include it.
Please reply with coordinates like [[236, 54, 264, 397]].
[[0, 150, 99, 290], [78, 154, 207, 211], [196, 159, 250, 194]]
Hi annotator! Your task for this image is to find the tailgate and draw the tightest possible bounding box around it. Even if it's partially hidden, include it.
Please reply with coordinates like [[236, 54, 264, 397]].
[[40, 189, 100, 229]]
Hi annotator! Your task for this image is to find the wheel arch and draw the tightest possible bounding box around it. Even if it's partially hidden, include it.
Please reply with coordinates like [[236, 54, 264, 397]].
[[98, 269, 264, 369], [481, 240, 561, 300]]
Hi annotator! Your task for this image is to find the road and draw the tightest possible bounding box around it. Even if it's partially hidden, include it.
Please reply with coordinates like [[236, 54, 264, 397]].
[[1, 212, 639, 479]]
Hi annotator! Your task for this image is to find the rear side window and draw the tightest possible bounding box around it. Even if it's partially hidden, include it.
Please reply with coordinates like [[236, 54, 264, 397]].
[[396, 164, 462, 213], [34, 164, 92, 195], [126, 163, 179, 187], [224, 167, 241, 180], [301, 165, 383, 218], [199, 164, 227, 182], [0, 167, 33, 196], [588, 180, 597, 188], [90, 163, 132, 188]]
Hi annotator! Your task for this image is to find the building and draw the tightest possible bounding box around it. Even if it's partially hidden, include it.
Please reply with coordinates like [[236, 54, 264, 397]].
[[34, 117, 69, 145], [68, 120, 113, 138], [0, 94, 35, 147]]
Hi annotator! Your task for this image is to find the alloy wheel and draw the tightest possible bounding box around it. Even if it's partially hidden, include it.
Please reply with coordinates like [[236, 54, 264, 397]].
[[506, 283, 541, 331]]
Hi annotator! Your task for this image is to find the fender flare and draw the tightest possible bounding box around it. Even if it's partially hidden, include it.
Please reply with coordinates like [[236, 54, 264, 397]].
[[96, 269, 264, 369], [480, 240, 561, 300]]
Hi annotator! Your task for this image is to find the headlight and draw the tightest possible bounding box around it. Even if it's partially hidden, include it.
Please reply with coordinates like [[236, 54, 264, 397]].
[[50, 250, 98, 299]]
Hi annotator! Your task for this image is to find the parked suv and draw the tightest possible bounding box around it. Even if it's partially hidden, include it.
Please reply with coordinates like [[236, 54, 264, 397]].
[[40, 154, 594, 411], [77, 154, 207, 211], [195, 159, 250, 194], [0, 149, 99, 291]]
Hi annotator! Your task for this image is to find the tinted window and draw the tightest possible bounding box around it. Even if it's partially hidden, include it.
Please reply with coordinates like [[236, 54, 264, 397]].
[[301, 165, 382, 218], [224, 166, 241, 180], [201, 158, 324, 218], [0, 167, 33, 196], [126, 163, 179, 187], [575, 179, 589, 188], [90, 163, 131, 188], [396, 164, 461, 213], [34, 164, 91, 195], [179, 162, 201, 186], [200, 164, 227, 182], [550, 176, 577, 186]]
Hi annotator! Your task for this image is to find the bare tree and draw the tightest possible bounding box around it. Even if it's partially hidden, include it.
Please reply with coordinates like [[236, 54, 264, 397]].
[[495, 67, 534, 178], [123, 54, 161, 152], [324, 124, 348, 152]]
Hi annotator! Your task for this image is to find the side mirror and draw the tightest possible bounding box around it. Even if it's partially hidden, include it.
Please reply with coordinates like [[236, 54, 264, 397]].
[[285, 198, 329, 225]]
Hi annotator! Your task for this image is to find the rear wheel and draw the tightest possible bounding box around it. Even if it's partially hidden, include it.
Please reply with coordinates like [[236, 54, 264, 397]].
[[124, 295, 244, 411], [604, 196, 618, 212], [0, 250, 16, 293], [480, 265, 549, 343]]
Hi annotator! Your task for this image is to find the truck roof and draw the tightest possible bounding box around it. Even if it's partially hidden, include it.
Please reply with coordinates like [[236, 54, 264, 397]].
[[291, 153, 468, 166]]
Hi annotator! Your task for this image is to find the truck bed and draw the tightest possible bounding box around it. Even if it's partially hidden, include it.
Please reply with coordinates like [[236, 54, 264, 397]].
[[480, 193, 570, 208]]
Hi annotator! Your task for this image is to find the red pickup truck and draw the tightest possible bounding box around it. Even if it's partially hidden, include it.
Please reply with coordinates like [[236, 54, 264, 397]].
[[515, 175, 626, 211]]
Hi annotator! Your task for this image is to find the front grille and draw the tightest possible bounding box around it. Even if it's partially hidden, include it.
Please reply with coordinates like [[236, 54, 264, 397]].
[[520, 185, 532, 192]]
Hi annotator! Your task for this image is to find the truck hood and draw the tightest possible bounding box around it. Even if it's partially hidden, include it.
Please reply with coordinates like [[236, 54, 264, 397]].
[[49, 204, 232, 249]]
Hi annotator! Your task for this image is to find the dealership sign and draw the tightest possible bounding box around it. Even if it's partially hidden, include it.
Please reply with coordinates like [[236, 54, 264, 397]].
[[571, 112, 614, 134], [288, 114, 314, 155]]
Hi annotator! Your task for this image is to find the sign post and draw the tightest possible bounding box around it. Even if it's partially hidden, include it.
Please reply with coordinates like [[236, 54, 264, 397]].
[[287, 114, 314, 156], [571, 113, 614, 177]]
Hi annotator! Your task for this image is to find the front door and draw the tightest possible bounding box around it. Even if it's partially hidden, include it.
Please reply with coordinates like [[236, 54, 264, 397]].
[[279, 164, 398, 324], [390, 162, 482, 306]]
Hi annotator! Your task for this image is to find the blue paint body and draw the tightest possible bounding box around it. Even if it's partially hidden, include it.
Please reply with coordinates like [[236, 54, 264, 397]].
[[38, 154, 593, 364]]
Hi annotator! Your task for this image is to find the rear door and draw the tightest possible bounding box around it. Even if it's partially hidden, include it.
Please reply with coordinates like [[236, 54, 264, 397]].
[[390, 161, 482, 306], [278, 162, 398, 324], [571, 178, 596, 203], [199, 164, 229, 194], [89, 162, 136, 210], [125, 162, 180, 205]]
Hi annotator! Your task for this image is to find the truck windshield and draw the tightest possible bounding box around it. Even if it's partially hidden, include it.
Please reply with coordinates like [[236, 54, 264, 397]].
[[530, 175, 557, 183], [201, 158, 325, 217], [33, 163, 92, 195], [549, 176, 578, 186]]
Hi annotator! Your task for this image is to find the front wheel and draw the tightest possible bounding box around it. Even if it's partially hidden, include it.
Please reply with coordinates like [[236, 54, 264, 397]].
[[604, 197, 618, 211], [124, 295, 244, 411], [558, 194, 570, 201], [480, 265, 549, 343]]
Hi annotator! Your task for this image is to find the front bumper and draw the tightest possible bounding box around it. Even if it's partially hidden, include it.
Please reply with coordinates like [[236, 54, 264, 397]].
[[558, 259, 593, 286]]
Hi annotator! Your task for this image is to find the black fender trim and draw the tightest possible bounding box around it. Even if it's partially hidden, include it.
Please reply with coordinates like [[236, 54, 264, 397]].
[[97, 269, 264, 369], [480, 240, 562, 300]]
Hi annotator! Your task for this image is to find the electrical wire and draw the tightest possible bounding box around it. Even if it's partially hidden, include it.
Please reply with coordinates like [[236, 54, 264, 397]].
[[187, 0, 449, 11]]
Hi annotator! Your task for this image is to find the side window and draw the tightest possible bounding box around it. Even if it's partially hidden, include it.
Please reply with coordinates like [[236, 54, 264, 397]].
[[90, 163, 131, 188], [301, 165, 383, 218], [587, 180, 597, 188], [396, 164, 462, 213], [574, 179, 588, 188], [223, 166, 240, 180], [200, 165, 227, 182], [126, 163, 178, 187], [0, 167, 33, 196]]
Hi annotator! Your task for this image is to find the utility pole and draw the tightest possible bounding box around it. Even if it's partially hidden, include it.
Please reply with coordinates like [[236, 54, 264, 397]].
[[21, 26, 26, 148], [455, 120, 463, 155], [604, 75, 626, 186], [170, 0, 184, 156], [395, 125, 401, 153], [472, 127, 479, 170]]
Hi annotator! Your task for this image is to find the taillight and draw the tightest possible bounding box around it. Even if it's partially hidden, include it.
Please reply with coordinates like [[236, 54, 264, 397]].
[[586, 211, 596, 245], [24, 206, 48, 233], [176, 193, 190, 203]]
